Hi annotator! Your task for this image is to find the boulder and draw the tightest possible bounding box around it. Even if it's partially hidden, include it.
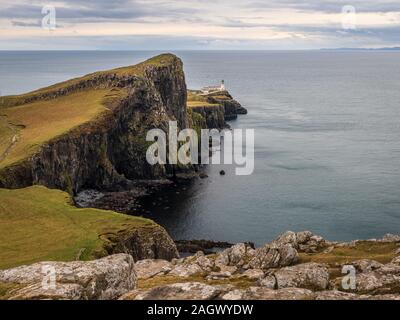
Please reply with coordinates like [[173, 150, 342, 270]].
[[135, 259, 173, 280], [168, 252, 215, 277], [258, 275, 276, 289], [193, 252, 215, 272], [348, 259, 384, 273], [382, 234, 400, 242], [0, 254, 136, 300], [122, 282, 221, 300], [391, 256, 400, 265], [273, 263, 330, 290], [273, 231, 329, 253], [222, 287, 315, 300], [168, 264, 203, 278], [241, 269, 265, 280], [248, 244, 298, 270], [215, 243, 255, 268], [354, 263, 400, 294], [316, 290, 360, 300]]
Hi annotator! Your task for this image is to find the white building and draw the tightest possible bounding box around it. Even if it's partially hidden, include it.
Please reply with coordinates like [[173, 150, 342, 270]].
[[201, 80, 225, 94]]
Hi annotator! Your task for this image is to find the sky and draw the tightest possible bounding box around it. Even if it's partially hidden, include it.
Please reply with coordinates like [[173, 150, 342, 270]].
[[0, 0, 399, 50]]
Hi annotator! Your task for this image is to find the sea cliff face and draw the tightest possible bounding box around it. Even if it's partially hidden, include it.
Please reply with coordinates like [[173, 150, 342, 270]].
[[0, 55, 188, 194], [0, 53, 247, 284], [187, 90, 247, 129]]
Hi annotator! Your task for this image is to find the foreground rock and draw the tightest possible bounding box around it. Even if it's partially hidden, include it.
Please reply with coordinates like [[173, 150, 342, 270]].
[[104, 224, 179, 261], [271, 263, 330, 290], [135, 259, 173, 279], [0, 254, 136, 300], [2, 231, 400, 300], [273, 231, 330, 253], [121, 282, 221, 300], [216, 242, 298, 270], [222, 287, 315, 300], [351, 262, 400, 295]]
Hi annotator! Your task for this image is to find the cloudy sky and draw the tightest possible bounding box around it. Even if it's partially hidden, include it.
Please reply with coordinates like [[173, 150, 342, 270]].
[[0, 0, 399, 50]]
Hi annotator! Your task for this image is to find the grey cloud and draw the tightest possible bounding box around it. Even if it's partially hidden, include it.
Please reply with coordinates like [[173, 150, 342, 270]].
[[247, 0, 400, 13], [0, 1, 200, 22], [11, 20, 41, 27]]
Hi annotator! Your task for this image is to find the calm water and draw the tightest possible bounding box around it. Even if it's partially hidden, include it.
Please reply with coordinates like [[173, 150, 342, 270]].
[[1, 51, 400, 245]]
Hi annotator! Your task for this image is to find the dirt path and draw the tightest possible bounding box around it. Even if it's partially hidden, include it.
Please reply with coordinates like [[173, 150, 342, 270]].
[[0, 117, 20, 164]]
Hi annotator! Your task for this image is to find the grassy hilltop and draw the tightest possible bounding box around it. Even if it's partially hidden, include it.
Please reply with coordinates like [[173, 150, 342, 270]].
[[0, 186, 156, 270], [0, 54, 182, 270], [0, 54, 176, 170]]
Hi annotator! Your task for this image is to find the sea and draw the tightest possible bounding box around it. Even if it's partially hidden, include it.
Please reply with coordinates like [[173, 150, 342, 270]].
[[1, 50, 400, 246]]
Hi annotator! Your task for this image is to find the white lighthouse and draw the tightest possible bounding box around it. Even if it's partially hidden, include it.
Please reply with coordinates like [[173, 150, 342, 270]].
[[201, 80, 226, 94]]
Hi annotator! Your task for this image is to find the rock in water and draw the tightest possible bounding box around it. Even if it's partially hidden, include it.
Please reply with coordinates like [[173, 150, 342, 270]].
[[0, 254, 137, 300]]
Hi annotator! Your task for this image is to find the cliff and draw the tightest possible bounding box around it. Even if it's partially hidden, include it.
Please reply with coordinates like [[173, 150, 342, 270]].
[[0, 53, 247, 277], [0, 54, 188, 194], [0, 54, 196, 271], [187, 90, 247, 129]]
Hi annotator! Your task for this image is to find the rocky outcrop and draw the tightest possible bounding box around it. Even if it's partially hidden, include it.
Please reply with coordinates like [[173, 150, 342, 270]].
[[102, 224, 179, 261], [272, 231, 330, 253], [222, 287, 315, 300], [188, 90, 247, 129], [188, 104, 226, 129], [0, 254, 136, 300], [248, 244, 299, 270], [206, 91, 248, 120], [346, 262, 400, 295], [175, 239, 236, 254], [119, 231, 400, 301], [271, 263, 330, 290], [2, 231, 400, 300], [121, 282, 222, 300], [135, 259, 173, 280]]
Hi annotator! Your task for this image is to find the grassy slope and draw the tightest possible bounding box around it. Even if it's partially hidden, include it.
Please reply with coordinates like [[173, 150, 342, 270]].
[[0, 186, 155, 270], [0, 54, 176, 109], [0, 54, 178, 170], [0, 89, 116, 169], [299, 241, 398, 265]]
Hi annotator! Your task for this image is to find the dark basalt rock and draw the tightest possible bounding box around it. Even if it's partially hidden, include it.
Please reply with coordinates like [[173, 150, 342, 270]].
[[175, 239, 255, 254]]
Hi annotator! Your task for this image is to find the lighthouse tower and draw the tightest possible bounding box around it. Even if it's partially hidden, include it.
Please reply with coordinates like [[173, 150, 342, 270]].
[[220, 80, 225, 91]]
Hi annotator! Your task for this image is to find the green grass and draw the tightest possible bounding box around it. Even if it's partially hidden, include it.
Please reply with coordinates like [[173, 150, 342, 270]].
[[0, 117, 17, 159], [0, 89, 114, 169], [299, 241, 398, 266], [0, 186, 156, 270], [0, 54, 180, 109], [0, 53, 180, 170], [187, 101, 220, 108]]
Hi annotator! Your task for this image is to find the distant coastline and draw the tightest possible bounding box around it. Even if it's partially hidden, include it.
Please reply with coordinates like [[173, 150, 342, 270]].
[[321, 47, 400, 51]]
